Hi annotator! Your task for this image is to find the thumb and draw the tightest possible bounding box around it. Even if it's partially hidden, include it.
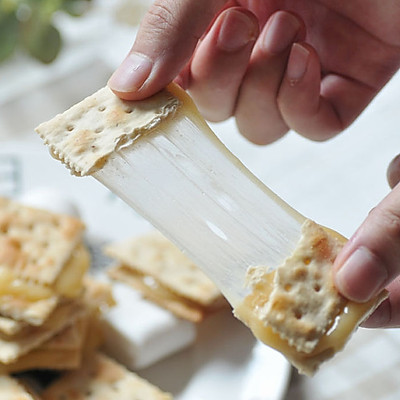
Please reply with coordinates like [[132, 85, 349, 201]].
[[108, 0, 228, 100], [334, 184, 400, 303]]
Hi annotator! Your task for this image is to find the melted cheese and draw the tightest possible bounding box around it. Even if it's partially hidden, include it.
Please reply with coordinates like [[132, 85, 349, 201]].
[[234, 222, 388, 376], [0, 243, 90, 301], [54, 243, 90, 297], [0, 267, 53, 301], [235, 270, 387, 376]]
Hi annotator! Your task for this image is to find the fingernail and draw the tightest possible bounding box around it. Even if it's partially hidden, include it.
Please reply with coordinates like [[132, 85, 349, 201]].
[[262, 12, 302, 54], [387, 153, 400, 189], [335, 247, 388, 302], [286, 43, 309, 85], [217, 9, 257, 52], [108, 52, 152, 92]]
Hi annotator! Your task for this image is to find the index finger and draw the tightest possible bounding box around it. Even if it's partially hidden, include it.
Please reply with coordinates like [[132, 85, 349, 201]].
[[109, 0, 228, 100]]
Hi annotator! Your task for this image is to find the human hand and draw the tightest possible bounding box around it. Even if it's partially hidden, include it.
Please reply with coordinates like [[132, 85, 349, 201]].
[[107, 0, 400, 327], [333, 156, 400, 328], [108, 0, 400, 144]]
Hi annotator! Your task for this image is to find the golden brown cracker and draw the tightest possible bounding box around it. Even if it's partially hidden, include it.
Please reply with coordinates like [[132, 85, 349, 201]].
[[237, 219, 388, 376], [263, 220, 346, 353], [35, 86, 180, 177], [41, 352, 173, 400], [0, 197, 85, 285], [108, 265, 222, 322], [0, 299, 85, 364], [105, 231, 221, 306], [0, 296, 59, 327]]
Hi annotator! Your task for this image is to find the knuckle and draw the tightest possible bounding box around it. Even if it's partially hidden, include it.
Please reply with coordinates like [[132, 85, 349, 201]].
[[145, 2, 178, 34], [369, 206, 400, 240], [141, 1, 202, 51]]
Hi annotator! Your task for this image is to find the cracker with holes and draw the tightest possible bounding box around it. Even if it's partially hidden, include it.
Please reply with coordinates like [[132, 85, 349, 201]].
[[0, 269, 113, 375], [0, 197, 90, 325], [0, 197, 85, 285], [0, 278, 113, 373], [237, 219, 388, 376], [262, 220, 347, 353], [105, 231, 228, 322], [41, 352, 173, 400], [35, 86, 180, 177], [0, 198, 115, 375], [0, 296, 59, 327], [0, 198, 89, 309]]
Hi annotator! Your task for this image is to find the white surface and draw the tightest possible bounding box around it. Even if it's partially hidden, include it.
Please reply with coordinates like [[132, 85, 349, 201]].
[[19, 187, 81, 218], [101, 281, 196, 370], [138, 311, 290, 400]]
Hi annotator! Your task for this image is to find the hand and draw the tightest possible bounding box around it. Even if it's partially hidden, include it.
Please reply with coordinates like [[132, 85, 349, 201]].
[[108, 0, 400, 328], [333, 156, 400, 328], [108, 0, 400, 144]]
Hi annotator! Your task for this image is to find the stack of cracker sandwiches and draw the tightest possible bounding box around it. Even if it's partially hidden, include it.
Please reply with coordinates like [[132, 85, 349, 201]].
[[106, 230, 228, 323], [0, 196, 113, 374], [0, 197, 174, 399]]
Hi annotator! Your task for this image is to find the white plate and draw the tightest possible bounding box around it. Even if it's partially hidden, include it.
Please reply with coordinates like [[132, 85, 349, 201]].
[[0, 141, 291, 400]]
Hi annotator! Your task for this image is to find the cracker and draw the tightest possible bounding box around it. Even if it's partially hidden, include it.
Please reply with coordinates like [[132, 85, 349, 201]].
[[105, 231, 222, 306], [236, 219, 389, 376], [257, 220, 346, 353], [0, 318, 87, 374], [0, 197, 85, 285], [41, 352, 173, 400], [40, 317, 88, 352], [2, 283, 114, 374], [0, 278, 114, 364], [0, 296, 59, 326], [82, 277, 115, 312], [0, 268, 103, 332], [0, 346, 82, 375], [0, 315, 27, 337], [0, 299, 85, 364], [0, 374, 40, 400], [108, 265, 226, 322], [35, 86, 181, 177]]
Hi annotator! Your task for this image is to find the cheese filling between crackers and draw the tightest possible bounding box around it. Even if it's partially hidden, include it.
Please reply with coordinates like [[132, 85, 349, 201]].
[[35, 86, 181, 177], [105, 231, 226, 322], [0, 243, 90, 301], [234, 220, 387, 376]]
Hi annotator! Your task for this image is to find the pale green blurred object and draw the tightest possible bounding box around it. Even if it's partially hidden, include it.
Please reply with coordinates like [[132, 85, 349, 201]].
[[0, 0, 92, 64]]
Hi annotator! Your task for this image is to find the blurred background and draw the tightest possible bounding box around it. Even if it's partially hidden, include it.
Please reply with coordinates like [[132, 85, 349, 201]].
[[2, 1, 400, 399]]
